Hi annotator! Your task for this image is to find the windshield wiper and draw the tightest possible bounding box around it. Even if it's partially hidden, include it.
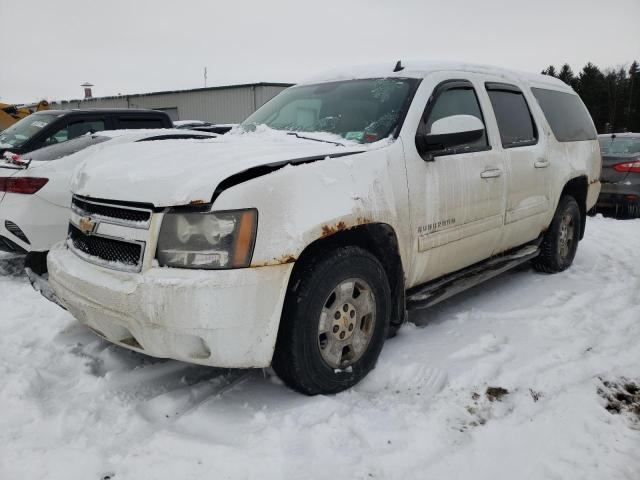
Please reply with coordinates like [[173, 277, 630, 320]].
[[286, 132, 344, 147]]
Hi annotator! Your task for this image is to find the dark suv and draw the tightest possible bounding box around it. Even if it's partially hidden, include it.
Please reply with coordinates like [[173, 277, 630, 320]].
[[597, 133, 640, 217], [0, 109, 173, 156]]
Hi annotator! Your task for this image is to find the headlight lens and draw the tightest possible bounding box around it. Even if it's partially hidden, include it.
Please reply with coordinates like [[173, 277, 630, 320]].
[[157, 209, 257, 269]]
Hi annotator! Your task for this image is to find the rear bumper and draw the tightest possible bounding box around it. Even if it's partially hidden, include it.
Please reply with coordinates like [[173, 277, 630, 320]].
[[0, 235, 27, 253], [597, 182, 640, 207], [0, 192, 69, 253], [47, 243, 294, 368]]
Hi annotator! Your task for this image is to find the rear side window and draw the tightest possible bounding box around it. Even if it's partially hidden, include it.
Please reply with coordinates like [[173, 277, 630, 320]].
[[486, 84, 537, 148], [531, 88, 597, 142], [116, 117, 165, 129]]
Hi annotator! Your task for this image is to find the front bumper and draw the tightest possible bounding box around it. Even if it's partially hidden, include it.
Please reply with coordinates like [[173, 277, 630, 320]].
[[48, 243, 294, 368]]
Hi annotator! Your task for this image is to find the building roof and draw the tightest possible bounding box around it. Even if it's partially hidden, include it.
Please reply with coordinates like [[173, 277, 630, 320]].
[[54, 82, 294, 104]]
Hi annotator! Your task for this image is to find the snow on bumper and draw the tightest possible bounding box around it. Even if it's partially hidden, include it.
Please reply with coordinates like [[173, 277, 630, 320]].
[[47, 243, 294, 368]]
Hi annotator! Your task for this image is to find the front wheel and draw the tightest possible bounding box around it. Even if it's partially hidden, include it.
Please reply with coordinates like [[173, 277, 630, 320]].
[[533, 195, 581, 273], [272, 246, 391, 395]]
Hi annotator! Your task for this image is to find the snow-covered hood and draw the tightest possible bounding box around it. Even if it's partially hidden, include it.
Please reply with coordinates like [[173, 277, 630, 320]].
[[71, 129, 373, 207]]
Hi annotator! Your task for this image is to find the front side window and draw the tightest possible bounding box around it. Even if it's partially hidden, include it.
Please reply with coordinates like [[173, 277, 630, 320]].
[[0, 113, 61, 147], [422, 84, 489, 150], [486, 84, 538, 148], [532, 87, 596, 142], [43, 119, 106, 146], [241, 78, 420, 144]]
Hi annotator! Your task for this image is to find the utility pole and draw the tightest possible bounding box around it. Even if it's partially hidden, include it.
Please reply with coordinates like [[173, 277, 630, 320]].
[[204, 67, 208, 88]]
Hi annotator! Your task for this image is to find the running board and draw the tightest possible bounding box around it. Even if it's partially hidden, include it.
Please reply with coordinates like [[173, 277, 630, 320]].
[[406, 243, 540, 310]]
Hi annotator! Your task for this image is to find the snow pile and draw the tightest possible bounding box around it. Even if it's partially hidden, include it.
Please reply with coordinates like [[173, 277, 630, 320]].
[[0, 216, 639, 480]]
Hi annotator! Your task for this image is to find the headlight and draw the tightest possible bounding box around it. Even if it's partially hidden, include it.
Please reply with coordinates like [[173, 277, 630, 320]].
[[157, 209, 257, 269]]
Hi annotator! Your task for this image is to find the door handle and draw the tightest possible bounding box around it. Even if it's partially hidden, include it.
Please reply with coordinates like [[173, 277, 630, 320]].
[[481, 168, 502, 179], [534, 159, 550, 168]]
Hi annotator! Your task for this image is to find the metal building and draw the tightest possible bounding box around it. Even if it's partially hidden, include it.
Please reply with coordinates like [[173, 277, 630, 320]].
[[51, 83, 293, 123]]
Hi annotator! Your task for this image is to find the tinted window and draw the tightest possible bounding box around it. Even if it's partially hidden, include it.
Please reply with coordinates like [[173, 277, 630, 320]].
[[423, 85, 488, 150], [532, 88, 597, 142], [43, 119, 106, 146], [26, 135, 110, 161], [486, 87, 537, 148], [116, 118, 165, 129]]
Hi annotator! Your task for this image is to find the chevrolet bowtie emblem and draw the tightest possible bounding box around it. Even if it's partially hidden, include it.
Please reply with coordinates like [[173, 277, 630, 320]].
[[78, 216, 96, 235]]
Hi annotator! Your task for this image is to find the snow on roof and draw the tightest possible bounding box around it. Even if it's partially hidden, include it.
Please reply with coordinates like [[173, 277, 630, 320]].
[[173, 120, 208, 126], [303, 60, 572, 92]]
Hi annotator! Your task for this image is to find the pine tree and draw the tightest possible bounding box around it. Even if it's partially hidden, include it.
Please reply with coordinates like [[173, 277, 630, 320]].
[[542, 60, 640, 132], [575, 63, 608, 132], [628, 61, 640, 131], [558, 64, 575, 88], [541, 65, 557, 77], [604, 68, 623, 131]]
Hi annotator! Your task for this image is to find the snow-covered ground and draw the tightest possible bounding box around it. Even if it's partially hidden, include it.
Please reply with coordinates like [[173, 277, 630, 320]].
[[1, 215, 639, 480]]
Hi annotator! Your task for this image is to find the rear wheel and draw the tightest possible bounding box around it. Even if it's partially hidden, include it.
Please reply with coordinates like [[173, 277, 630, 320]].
[[533, 195, 581, 273], [272, 246, 391, 395]]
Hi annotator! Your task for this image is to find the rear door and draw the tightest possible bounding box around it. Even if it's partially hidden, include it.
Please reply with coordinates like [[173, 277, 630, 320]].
[[484, 82, 549, 250]]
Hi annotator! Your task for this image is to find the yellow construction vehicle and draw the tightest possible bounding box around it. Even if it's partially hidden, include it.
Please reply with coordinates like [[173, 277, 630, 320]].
[[0, 100, 49, 131]]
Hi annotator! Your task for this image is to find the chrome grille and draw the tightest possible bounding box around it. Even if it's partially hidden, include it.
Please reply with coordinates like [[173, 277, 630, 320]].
[[68, 224, 143, 270], [72, 196, 152, 228]]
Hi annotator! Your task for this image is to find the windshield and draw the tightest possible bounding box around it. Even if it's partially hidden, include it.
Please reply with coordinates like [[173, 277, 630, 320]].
[[599, 136, 640, 155], [0, 113, 60, 148], [241, 78, 419, 144]]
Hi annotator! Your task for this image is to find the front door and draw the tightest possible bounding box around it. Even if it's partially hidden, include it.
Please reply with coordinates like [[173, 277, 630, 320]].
[[404, 73, 506, 285]]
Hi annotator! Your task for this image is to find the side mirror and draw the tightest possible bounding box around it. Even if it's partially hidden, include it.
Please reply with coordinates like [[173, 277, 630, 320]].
[[416, 114, 485, 158]]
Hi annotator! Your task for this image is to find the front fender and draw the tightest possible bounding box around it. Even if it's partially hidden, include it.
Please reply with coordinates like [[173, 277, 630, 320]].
[[211, 140, 411, 268]]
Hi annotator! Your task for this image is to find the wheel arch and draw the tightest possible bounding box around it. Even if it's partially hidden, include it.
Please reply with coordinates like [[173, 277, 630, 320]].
[[288, 222, 406, 329], [560, 175, 588, 239]]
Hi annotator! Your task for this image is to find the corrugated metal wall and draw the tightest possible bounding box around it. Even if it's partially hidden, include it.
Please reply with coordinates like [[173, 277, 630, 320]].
[[51, 84, 292, 124]]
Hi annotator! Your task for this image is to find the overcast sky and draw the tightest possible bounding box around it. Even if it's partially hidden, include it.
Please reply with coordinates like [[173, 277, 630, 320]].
[[1, 0, 638, 103]]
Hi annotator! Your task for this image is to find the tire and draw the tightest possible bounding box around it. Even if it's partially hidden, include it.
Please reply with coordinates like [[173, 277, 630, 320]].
[[272, 246, 391, 395], [533, 195, 581, 274], [621, 201, 640, 219]]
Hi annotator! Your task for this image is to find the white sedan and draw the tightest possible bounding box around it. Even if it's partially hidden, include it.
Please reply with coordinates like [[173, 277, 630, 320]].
[[0, 129, 217, 273]]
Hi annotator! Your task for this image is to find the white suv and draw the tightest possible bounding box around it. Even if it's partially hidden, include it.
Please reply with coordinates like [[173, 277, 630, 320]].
[[47, 62, 601, 394]]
